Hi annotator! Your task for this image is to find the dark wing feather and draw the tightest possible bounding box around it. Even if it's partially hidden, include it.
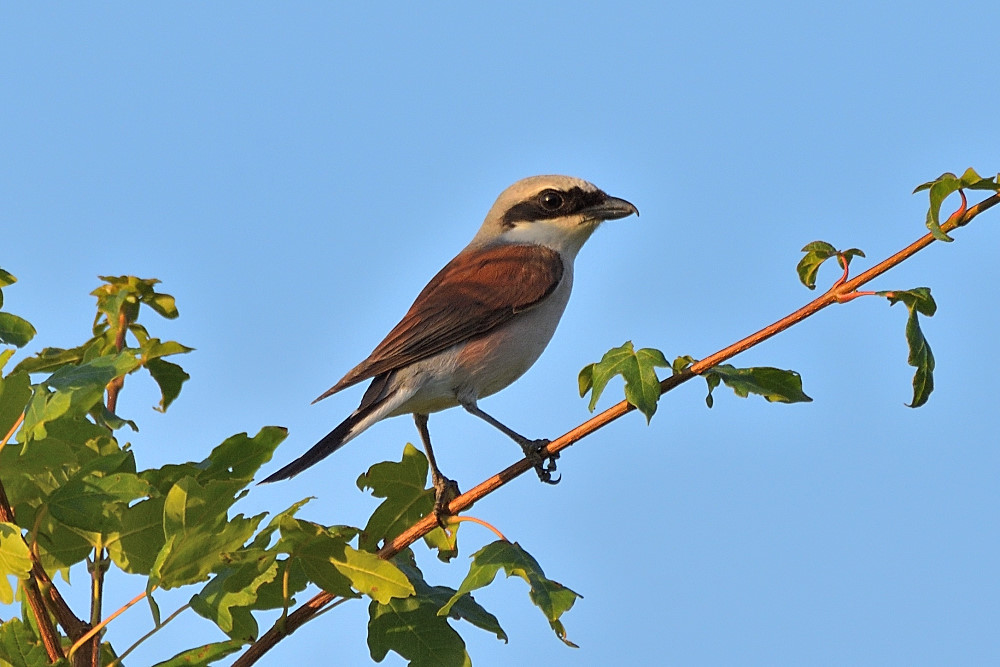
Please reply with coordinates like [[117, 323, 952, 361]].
[[314, 244, 563, 402]]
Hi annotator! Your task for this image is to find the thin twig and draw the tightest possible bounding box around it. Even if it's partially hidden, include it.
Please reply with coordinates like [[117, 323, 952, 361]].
[[105, 310, 128, 415], [83, 308, 129, 665], [0, 483, 64, 661], [86, 547, 109, 666], [107, 603, 189, 667], [237, 191, 1000, 666], [68, 587, 151, 661], [0, 412, 24, 454], [446, 515, 507, 542]]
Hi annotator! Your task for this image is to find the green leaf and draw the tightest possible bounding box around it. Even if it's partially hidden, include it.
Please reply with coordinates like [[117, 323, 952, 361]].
[[0, 371, 31, 443], [19, 352, 141, 441], [0, 348, 14, 372], [47, 464, 151, 536], [796, 241, 866, 290], [276, 515, 358, 599], [578, 342, 669, 422], [190, 558, 280, 642], [199, 427, 287, 484], [0, 313, 36, 348], [45, 350, 140, 392], [332, 546, 415, 604], [91, 403, 138, 432], [0, 523, 33, 605], [702, 365, 812, 408], [357, 444, 435, 551], [440, 540, 581, 647], [368, 598, 472, 667], [912, 169, 999, 240], [106, 497, 166, 575], [141, 462, 203, 496], [140, 338, 194, 362], [146, 358, 191, 412], [671, 354, 695, 375], [879, 288, 936, 407], [396, 558, 506, 642], [34, 511, 93, 573], [150, 639, 245, 667], [422, 522, 460, 563], [12, 346, 88, 375], [0, 618, 53, 667], [146, 293, 180, 320], [0, 269, 15, 288], [142, 427, 285, 495], [150, 477, 265, 589]]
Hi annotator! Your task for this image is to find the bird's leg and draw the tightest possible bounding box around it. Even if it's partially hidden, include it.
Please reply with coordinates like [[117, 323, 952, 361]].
[[460, 401, 560, 484], [413, 413, 460, 516]]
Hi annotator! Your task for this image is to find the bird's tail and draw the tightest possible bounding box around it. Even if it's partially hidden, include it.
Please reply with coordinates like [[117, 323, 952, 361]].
[[258, 391, 396, 484]]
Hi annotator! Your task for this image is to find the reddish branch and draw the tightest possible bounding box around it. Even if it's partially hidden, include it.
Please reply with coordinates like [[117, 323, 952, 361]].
[[1, 431, 91, 663], [104, 311, 129, 414], [235, 192, 999, 666], [0, 484, 63, 661]]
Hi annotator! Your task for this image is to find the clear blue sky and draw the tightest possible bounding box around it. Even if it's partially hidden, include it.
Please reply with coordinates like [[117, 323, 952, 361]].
[[3, 3, 999, 666]]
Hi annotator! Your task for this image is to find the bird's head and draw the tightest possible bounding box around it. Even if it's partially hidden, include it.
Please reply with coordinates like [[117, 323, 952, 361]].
[[471, 175, 638, 258]]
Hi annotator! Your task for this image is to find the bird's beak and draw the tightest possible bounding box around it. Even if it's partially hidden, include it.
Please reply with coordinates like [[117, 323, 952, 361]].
[[582, 195, 639, 222]]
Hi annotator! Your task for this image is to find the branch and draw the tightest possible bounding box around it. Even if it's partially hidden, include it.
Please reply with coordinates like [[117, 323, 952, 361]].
[[105, 310, 128, 415], [1, 466, 93, 666], [238, 191, 1000, 666], [0, 482, 63, 661], [68, 588, 150, 661]]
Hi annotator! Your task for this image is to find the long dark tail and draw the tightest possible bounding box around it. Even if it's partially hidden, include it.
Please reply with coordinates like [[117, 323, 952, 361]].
[[258, 407, 370, 484]]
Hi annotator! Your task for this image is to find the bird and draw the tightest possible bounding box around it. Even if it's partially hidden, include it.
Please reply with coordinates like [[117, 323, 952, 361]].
[[260, 175, 638, 510]]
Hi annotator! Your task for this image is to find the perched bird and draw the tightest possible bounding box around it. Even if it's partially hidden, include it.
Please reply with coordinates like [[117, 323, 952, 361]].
[[261, 175, 638, 509]]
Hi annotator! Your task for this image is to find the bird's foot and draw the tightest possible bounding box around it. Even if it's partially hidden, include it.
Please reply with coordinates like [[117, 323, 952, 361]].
[[431, 474, 461, 520], [519, 438, 560, 485]]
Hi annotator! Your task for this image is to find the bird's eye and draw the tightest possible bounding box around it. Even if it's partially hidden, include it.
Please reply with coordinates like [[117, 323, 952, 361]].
[[539, 190, 564, 211]]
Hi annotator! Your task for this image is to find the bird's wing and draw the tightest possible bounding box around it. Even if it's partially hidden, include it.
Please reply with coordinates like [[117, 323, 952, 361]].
[[314, 243, 564, 402]]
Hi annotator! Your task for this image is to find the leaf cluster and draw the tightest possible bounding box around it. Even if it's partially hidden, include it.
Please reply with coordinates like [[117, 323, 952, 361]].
[[914, 167, 1000, 241], [0, 272, 582, 667], [579, 343, 812, 418]]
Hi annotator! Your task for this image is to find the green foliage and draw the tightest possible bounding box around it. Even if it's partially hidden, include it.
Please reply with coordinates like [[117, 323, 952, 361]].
[[367, 555, 506, 666], [878, 288, 936, 407], [0, 274, 317, 665], [797, 241, 865, 290], [150, 640, 245, 667], [439, 541, 581, 647], [913, 167, 1000, 241], [357, 444, 457, 560], [578, 341, 669, 422], [13, 274, 192, 416], [0, 270, 37, 349], [0, 617, 61, 667], [0, 523, 32, 605], [699, 365, 812, 408]]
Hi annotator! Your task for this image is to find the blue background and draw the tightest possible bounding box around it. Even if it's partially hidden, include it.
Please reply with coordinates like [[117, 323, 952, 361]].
[[3, 3, 999, 665]]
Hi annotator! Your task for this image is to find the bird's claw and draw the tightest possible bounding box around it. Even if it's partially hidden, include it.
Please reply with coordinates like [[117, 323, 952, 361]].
[[431, 475, 461, 522], [521, 438, 560, 485]]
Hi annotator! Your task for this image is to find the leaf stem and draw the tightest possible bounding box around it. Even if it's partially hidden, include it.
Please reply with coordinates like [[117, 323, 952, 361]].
[[107, 602, 189, 667], [446, 515, 508, 542], [0, 412, 23, 454], [69, 587, 151, 660]]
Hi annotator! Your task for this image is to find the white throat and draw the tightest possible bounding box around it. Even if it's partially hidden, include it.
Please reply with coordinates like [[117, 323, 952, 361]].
[[499, 219, 603, 260]]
